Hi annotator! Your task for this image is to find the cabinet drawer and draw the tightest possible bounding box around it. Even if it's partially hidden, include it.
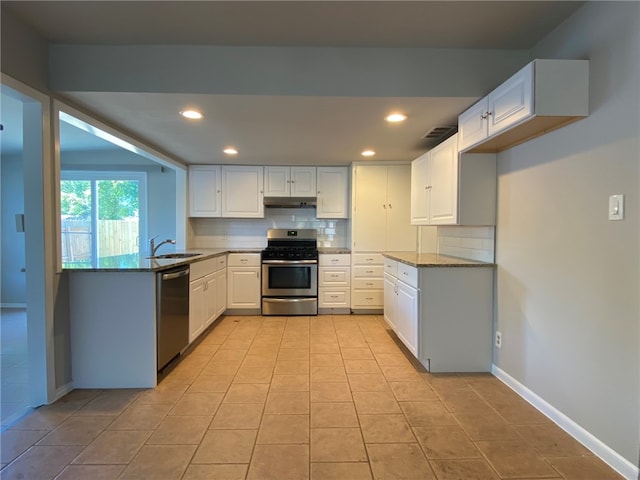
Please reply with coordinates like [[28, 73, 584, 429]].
[[319, 267, 350, 286], [319, 288, 350, 308], [352, 290, 383, 307], [227, 253, 260, 267], [397, 263, 418, 288], [213, 255, 227, 272], [190, 257, 220, 280], [353, 253, 383, 265], [353, 278, 383, 290], [353, 265, 383, 278], [320, 254, 351, 266], [383, 258, 398, 276]]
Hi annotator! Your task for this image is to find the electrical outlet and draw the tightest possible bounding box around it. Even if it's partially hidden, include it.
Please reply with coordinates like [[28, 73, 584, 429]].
[[495, 331, 503, 349]]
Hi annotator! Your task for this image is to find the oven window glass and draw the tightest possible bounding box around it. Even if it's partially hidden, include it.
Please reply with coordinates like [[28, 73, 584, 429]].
[[268, 266, 311, 289]]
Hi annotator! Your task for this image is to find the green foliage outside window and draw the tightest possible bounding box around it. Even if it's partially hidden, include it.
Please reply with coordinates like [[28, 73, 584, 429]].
[[61, 179, 139, 220]]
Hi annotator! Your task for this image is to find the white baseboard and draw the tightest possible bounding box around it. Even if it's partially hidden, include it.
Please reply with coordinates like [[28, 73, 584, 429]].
[[54, 382, 74, 402], [491, 365, 639, 480]]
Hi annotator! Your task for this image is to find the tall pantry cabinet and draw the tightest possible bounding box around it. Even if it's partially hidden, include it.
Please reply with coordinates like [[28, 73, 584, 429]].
[[351, 164, 416, 311]]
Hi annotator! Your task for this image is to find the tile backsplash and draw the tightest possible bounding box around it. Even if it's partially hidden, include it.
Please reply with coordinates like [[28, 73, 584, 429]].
[[437, 226, 495, 262], [190, 208, 350, 249]]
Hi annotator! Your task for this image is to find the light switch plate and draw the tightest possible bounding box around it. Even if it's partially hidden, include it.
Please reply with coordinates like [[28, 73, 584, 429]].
[[608, 194, 624, 220]]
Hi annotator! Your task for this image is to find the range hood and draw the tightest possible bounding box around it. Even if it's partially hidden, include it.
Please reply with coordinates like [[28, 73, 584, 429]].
[[263, 197, 317, 208]]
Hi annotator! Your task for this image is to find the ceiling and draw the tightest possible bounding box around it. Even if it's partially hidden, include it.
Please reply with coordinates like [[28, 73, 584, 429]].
[[2, 1, 584, 166]]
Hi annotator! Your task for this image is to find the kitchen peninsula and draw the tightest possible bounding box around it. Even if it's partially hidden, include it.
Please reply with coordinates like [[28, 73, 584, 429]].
[[64, 250, 242, 388]]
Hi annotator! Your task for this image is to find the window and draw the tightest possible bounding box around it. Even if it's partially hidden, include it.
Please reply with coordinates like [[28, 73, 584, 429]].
[[60, 171, 147, 264]]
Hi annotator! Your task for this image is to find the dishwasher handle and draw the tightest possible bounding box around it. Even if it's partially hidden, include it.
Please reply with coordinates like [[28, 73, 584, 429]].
[[161, 268, 190, 281]]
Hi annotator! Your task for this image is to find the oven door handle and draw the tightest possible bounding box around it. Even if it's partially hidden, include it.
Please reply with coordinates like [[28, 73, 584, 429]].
[[262, 260, 318, 265]]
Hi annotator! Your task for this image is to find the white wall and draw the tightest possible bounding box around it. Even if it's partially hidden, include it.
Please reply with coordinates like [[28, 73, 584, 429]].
[[495, 1, 639, 469]]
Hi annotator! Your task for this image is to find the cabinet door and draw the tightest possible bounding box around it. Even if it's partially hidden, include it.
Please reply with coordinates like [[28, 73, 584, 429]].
[[352, 166, 388, 251], [429, 135, 459, 225], [204, 273, 217, 327], [383, 273, 397, 331], [189, 281, 205, 343], [488, 63, 533, 137], [291, 167, 316, 197], [458, 98, 489, 152], [189, 166, 221, 217], [214, 268, 227, 318], [396, 281, 418, 356], [227, 267, 260, 308], [222, 166, 264, 218], [410, 153, 430, 225], [264, 166, 290, 197], [385, 165, 417, 251], [317, 167, 349, 218]]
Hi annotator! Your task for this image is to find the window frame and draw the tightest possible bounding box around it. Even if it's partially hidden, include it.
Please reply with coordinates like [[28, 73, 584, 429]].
[[60, 170, 148, 261]]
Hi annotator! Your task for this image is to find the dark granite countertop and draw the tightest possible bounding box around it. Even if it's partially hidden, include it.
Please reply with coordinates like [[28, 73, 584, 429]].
[[63, 249, 262, 272], [383, 252, 495, 268]]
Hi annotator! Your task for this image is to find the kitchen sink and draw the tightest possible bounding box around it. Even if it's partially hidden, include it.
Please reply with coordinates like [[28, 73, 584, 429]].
[[148, 253, 201, 260]]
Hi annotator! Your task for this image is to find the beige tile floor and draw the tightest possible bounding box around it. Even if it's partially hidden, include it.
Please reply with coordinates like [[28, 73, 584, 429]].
[[0, 314, 624, 480]]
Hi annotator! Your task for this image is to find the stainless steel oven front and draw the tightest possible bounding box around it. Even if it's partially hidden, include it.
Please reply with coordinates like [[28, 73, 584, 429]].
[[261, 260, 318, 315], [262, 260, 318, 296]]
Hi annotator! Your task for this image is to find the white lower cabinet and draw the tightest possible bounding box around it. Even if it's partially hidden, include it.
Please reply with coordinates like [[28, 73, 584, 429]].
[[351, 253, 384, 311], [383, 256, 493, 372], [189, 255, 227, 343], [319, 253, 351, 313], [227, 253, 261, 311], [383, 260, 418, 356]]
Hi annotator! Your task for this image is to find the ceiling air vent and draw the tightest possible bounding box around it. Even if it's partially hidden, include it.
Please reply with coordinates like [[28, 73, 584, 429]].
[[422, 125, 457, 141]]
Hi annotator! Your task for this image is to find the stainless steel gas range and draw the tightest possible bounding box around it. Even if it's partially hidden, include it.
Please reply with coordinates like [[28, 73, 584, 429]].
[[261, 229, 318, 316]]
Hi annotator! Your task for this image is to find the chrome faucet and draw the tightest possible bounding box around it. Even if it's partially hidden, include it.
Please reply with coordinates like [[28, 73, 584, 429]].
[[149, 235, 176, 257]]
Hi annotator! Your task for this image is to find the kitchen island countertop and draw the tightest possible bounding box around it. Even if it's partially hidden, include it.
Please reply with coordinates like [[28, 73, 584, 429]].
[[383, 252, 495, 268], [62, 248, 262, 272]]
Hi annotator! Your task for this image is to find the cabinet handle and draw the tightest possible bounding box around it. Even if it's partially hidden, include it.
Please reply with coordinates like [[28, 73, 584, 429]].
[[365, 258, 374, 261], [365, 297, 373, 301], [383, 204, 387, 209], [365, 282, 373, 286], [331, 259, 339, 263], [365, 270, 374, 274], [388, 204, 392, 209]]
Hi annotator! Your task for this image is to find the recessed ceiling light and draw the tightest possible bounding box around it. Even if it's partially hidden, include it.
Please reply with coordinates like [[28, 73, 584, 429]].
[[179, 109, 204, 120], [361, 149, 376, 157], [385, 112, 407, 123], [223, 147, 238, 155]]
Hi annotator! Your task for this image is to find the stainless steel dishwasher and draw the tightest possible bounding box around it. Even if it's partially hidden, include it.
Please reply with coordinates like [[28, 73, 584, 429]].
[[156, 265, 190, 371]]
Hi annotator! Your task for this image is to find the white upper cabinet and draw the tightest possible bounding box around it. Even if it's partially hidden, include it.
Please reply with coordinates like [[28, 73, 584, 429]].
[[316, 167, 349, 219], [264, 166, 316, 197], [411, 134, 496, 226], [221, 166, 264, 218], [428, 134, 459, 225], [189, 165, 221, 217], [459, 59, 589, 152]]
